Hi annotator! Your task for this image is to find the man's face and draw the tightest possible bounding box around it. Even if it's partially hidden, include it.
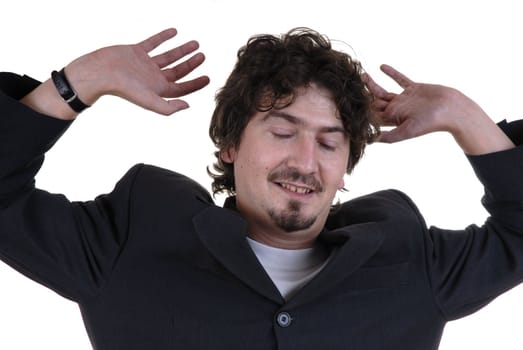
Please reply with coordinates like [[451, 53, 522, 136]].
[[222, 84, 350, 249]]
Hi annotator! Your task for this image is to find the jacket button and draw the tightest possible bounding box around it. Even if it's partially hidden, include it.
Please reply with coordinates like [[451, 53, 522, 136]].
[[276, 312, 292, 327]]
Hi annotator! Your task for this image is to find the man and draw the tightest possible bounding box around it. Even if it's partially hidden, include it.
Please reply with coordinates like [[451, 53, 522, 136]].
[[1, 27, 522, 349]]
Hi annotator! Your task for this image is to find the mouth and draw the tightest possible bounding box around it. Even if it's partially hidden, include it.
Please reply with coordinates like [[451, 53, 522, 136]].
[[268, 167, 323, 196], [276, 182, 314, 195]]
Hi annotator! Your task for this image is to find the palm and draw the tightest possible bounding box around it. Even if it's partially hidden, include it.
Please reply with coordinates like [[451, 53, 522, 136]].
[[78, 28, 209, 115], [365, 65, 454, 143]]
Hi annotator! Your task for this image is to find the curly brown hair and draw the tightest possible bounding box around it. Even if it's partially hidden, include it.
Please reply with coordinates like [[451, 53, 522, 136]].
[[208, 27, 379, 196]]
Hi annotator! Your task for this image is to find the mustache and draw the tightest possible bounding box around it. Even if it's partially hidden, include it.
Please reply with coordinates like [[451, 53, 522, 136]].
[[268, 167, 324, 193]]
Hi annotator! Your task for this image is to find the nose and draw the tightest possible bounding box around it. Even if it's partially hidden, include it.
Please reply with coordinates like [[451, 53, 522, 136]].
[[287, 135, 319, 174]]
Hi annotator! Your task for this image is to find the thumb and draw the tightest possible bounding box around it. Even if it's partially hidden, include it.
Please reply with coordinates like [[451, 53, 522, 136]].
[[378, 122, 418, 144], [135, 91, 190, 116]]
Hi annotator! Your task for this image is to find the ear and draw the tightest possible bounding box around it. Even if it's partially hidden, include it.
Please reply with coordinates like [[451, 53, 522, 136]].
[[220, 147, 237, 163], [338, 177, 345, 190]]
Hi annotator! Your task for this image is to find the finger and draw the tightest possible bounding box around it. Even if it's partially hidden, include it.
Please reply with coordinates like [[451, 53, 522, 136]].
[[163, 52, 206, 82], [380, 64, 414, 89], [138, 28, 178, 53], [378, 119, 422, 143], [377, 127, 409, 144], [130, 90, 189, 116], [377, 117, 399, 128], [376, 129, 396, 143], [371, 98, 391, 112], [373, 103, 405, 127], [373, 110, 401, 128], [155, 99, 190, 116], [163, 99, 191, 115], [164, 75, 210, 98], [362, 72, 393, 100], [153, 40, 200, 69]]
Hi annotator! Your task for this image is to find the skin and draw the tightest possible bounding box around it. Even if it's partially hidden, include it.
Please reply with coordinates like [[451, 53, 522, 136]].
[[364, 65, 515, 155], [221, 84, 349, 249], [21, 28, 210, 120], [19, 28, 516, 249]]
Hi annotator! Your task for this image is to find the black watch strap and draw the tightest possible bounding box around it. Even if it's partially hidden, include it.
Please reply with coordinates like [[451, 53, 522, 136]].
[[51, 68, 90, 113]]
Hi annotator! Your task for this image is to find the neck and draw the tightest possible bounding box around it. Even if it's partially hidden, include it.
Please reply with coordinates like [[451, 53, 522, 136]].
[[247, 225, 321, 249], [224, 195, 326, 249]]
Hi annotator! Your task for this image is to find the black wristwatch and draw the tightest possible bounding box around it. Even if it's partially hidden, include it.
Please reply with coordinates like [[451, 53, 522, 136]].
[[51, 68, 90, 113]]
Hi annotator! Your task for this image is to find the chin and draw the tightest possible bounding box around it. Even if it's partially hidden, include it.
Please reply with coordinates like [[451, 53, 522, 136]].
[[268, 208, 317, 233]]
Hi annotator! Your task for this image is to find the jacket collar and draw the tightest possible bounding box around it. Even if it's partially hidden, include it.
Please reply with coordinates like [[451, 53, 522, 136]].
[[193, 197, 385, 306], [287, 223, 384, 307], [193, 205, 284, 304]]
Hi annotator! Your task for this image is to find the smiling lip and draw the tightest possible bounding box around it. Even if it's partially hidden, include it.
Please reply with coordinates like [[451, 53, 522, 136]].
[[276, 182, 314, 195], [268, 167, 323, 194]]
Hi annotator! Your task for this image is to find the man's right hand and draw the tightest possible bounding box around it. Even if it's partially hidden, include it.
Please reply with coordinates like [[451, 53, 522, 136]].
[[21, 28, 210, 120]]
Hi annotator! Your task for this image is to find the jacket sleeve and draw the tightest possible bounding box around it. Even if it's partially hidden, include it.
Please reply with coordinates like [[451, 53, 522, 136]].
[[0, 72, 138, 302], [424, 119, 523, 320]]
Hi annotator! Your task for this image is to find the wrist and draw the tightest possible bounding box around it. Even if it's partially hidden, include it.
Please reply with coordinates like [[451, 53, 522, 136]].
[[441, 89, 488, 136], [63, 51, 108, 106], [20, 79, 79, 121], [445, 90, 515, 155], [51, 68, 90, 113], [19, 51, 108, 121]]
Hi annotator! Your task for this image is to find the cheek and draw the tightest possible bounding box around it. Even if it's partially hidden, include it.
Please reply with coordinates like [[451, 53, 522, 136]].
[[240, 148, 279, 172], [234, 154, 269, 182], [323, 157, 348, 185]]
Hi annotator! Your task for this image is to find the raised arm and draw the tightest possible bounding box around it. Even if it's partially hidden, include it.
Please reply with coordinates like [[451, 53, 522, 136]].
[[0, 28, 209, 302], [362, 65, 523, 321], [20, 28, 210, 120], [364, 64, 514, 155]]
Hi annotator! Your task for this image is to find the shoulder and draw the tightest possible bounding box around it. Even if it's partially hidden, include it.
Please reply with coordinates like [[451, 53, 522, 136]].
[[326, 189, 425, 230], [119, 163, 214, 205], [325, 190, 430, 267]]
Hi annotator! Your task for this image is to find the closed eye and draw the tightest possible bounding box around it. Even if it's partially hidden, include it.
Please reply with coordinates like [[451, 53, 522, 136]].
[[317, 137, 339, 151], [271, 130, 294, 139], [319, 142, 336, 151]]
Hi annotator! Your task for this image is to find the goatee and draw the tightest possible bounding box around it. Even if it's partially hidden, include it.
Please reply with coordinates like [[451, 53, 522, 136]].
[[268, 199, 317, 232]]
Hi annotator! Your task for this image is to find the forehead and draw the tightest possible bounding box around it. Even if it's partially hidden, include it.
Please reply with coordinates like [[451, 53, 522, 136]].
[[261, 84, 342, 129]]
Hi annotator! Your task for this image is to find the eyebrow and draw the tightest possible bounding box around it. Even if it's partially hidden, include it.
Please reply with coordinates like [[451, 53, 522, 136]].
[[264, 110, 347, 135]]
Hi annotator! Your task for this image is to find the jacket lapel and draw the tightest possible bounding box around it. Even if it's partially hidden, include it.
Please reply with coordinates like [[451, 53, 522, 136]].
[[192, 205, 284, 304], [193, 198, 385, 307], [286, 223, 385, 308]]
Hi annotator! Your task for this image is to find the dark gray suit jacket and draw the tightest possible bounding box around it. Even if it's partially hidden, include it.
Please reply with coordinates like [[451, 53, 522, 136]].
[[2, 72, 523, 349]]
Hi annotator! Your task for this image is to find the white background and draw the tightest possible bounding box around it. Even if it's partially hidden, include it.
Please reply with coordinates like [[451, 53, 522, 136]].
[[1, 0, 523, 348]]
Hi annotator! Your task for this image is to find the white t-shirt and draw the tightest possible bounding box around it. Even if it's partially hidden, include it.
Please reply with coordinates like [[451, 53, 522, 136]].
[[246, 237, 332, 300]]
